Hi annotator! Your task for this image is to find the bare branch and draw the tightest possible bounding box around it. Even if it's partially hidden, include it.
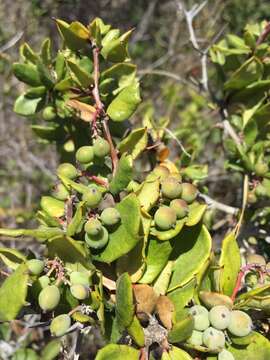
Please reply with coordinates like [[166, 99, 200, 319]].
[[199, 193, 239, 215], [0, 31, 24, 53], [164, 127, 191, 158]]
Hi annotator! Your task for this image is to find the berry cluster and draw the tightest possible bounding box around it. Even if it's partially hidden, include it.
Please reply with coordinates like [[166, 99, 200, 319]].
[[188, 304, 253, 359]]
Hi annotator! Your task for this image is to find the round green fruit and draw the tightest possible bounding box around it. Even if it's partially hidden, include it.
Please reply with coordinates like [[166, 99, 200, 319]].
[[100, 207, 121, 226], [75, 146, 94, 164], [70, 284, 89, 300], [70, 271, 90, 286], [170, 199, 188, 219], [218, 349, 235, 360], [254, 162, 268, 176], [227, 310, 252, 337], [37, 275, 50, 288], [50, 314, 71, 337], [202, 327, 225, 350], [161, 177, 182, 199], [245, 272, 259, 288], [38, 285, 60, 311], [181, 183, 198, 204], [93, 137, 110, 158], [27, 259, 45, 276], [52, 183, 69, 201], [57, 163, 78, 179], [84, 218, 102, 236], [85, 226, 109, 249], [255, 183, 267, 197], [209, 305, 231, 330], [189, 305, 210, 331], [153, 165, 170, 180], [187, 330, 203, 346], [42, 106, 57, 121], [82, 186, 102, 208], [154, 206, 177, 230]]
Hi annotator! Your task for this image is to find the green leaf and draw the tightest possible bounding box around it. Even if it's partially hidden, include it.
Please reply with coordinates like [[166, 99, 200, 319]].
[[12, 349, 39, 360], [224, 57, 263, 90], [109, 153, 133, 195], [150, 219, 185, 241], [41, 339, 61, 360], [228, 332, 270, 360], [20, 43, 39, 63], [37, 60, 54, 89], [186, 203, 207, 227], [136, 178, 160, 212], [101, 63, 136, 93], [56, 19, 89, 51], [0, 227, 63, 242], [168, 224, 212, 291], [115, 273, 134, 327], [126, 315, 145, 347], [67, 59, 93, 88], [31, 125, 64, 141], [0, 263, 29, 321], [165, 346, 193, 360], [107, 82, 141, 122], [95, 344, 139, 360], [55, 52, 66, 81], [93, 194, 141, 263], [67, 202, 85, 237], [41, 38, 52, 66], [118, 127, 147, 159], [168, 279, 196, 321], [153, 261, 173, 295], [40, 196, 65, 218], [168, 315, 194, 343], [25, 86, 46, 99], [218, 231, 241, 296], [12, 62, 41, 86], [182, 165, 208, 181], [0, 248, 26, 270], [14, 94, 43, 116], [101, 29, 133, 63]]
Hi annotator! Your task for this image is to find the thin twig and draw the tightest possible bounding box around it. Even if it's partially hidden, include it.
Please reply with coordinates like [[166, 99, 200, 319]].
[[164, 128, 191, 158], [0, 31, 24, 53], [199, 193, 239, 215]]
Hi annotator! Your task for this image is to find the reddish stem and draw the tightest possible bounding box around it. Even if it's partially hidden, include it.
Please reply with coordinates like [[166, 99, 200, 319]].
[[80, 171, 109, 187], [256, 22, 270, 46]]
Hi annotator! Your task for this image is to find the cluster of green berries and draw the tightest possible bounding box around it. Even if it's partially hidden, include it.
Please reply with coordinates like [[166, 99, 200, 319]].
[[187, 304, 253, 358], [152, 165, 198, 230], [26, 259, 92, 337]]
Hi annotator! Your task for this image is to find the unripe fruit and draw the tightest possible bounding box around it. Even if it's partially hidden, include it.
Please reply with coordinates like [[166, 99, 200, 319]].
[[247, 191, 257, 204], [227, 310, 252, 337], [82, 186, 102, 208], [26, 259, 45, 276], [85, 226, 109, 249], [50, 314, 71, 337], [154, 206, 177, 230], [100, 207, 121, 226], [84, 218, 102, 236], [203, 327, 225, 350], [218, 349, 235, 360], [153, 165, 170, 180], [254, 162, 268, 176], [31, 275, 50, 297], [255, 183, 267, 197], [209, 305, 231, 330], [42, 106, 56, 121], [52, 183, 69, 201], [70, 284, 89, 300], [37, 275, 50, 289], [93, 137, 110, 158], [57, 163, 78, 179], [181, 183, 198, 204], [246, 254, 266, 266], [170, 199, 188, 219], [38, 285, 60, 311], [70, 271, 90, 286], [245, 272, 259, 288], [189, 305, 210, 331], [187, 330, 203, 346], [161, 177, 182, 199], [75, 146, 94, 164]]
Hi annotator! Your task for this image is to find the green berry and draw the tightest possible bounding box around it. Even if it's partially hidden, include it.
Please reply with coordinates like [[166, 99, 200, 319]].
[[154, 206, 177, 230], [38, 285, 60, 311], [100, 207, 121, 226], [246, 254, 266, 266], [187, 330, 203, 346], [202, 327, 225, 350], [70, 284, 89, 300], [153, 165, 170, 180], [52, 183, 69, 201], [26, 259, 45, 276], [93, 137, 110, 158], [82, 186, 102, 208], [37, 275, 50, 288], [170, 199, 188, 219], [181, 183, 198, 203], [42, 106, 57, 121], [245, 272, 259, 288], [161, 177, 182, 199], [189, 305, 210, 331], [255, 183, 267, 197], [209, 305, 231, 330], [254, 162, 268, 176], [84, 218, 102, 236], [57, 163, 78, 179], [228, 310, 252, 337], [70, 271, 90, 286], [50, 314, 71, 337], [31, 275, 50, 297], [218, 349, 235, 360], [85, 226, 109, 249], [75, 146, 94, 164]]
